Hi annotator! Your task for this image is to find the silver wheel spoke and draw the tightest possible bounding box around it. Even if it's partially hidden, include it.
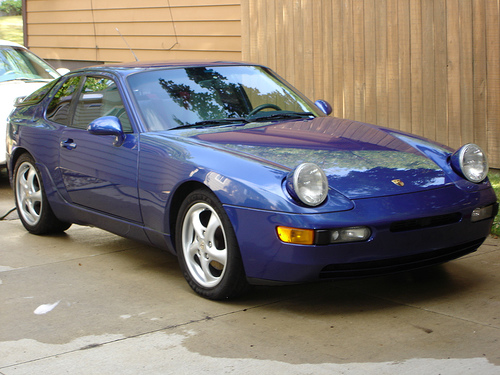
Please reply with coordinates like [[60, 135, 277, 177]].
[[199, 256, 219, 283], [187, 238, 200, 259], [204, 214, 220, 243], [190, 208, 207, 239], [30, 189, 42, 202], [205, 246, 227, 266], [27, 167, 38, 189]]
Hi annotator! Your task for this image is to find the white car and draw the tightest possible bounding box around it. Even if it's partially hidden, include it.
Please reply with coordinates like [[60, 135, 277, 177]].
[[1, 40, 66, 167]]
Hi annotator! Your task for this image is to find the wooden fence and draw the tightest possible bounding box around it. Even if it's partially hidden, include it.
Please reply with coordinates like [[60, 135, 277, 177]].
[[241, 0, 500, 168], [25, 0, 242, 63]]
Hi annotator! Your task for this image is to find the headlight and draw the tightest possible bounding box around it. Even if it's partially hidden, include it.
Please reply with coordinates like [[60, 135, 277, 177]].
[[451, 144, 489, 183], [286, 163, 328, 206]]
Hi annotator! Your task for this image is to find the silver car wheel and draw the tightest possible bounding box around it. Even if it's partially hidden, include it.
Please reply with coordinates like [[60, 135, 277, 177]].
[[181, 202, 228, 288], [15, 161, 43, 227]]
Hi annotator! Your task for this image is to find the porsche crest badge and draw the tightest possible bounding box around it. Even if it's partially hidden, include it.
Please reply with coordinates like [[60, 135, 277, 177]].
[[391, 179, 405, 187]]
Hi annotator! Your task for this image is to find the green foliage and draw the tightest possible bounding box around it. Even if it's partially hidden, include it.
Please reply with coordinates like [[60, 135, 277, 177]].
[[0, 15, 23, 44], [0, 0, 22, 16], [488, 170, 500, 237]]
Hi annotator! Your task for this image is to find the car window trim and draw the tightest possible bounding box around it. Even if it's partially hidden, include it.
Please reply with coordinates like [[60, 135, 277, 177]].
[[44, 74, 84, 127]]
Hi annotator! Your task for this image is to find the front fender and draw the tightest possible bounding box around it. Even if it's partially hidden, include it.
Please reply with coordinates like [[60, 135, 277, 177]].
[[137, 134, 354, 237]]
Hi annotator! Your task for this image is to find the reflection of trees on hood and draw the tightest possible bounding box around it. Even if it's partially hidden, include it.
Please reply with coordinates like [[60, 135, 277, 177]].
[[221, 146, 440, 173], [158, 67, 248, 124]]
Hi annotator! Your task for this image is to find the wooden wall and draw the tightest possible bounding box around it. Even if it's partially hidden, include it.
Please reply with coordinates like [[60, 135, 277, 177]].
[[25, 0, 242, 63], [24, 0, 500, 167], [241, 0, 500, 168]]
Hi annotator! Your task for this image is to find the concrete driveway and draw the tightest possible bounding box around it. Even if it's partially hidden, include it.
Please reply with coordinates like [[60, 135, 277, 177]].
[[1, 168, 499, 374]]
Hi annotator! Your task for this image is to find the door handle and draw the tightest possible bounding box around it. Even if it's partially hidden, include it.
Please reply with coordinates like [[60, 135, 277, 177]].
[[60, 139, 77, 150]]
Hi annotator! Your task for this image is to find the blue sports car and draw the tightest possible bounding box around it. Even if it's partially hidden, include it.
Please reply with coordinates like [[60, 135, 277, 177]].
[[6, 61, 498, 299]]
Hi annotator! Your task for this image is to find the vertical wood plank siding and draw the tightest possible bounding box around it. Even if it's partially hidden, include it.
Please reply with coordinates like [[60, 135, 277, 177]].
[[241, 0, 500, 168], [26, 0, 242, 63]]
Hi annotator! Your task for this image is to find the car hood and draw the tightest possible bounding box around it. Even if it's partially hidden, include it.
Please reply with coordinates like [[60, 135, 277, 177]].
[[188, 117, 453, 200]]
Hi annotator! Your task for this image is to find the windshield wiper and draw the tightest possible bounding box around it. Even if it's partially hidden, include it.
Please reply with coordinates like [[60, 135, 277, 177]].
[[248, 112, 315, 122], [170, 117, 249, 130]]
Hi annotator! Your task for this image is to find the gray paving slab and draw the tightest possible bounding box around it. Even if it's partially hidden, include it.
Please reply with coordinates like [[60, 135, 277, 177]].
[[0, 172, 499, 374], [0, 169, 16, 221]]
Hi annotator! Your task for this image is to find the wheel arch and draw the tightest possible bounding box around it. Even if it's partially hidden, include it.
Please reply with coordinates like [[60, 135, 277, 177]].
[[167, 180, 211, 253], [8, 147, 32, 183]]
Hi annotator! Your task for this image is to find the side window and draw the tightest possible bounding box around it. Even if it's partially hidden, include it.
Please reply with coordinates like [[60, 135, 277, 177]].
[[72, 76, 133, 132], [46, 76, 81, 125]]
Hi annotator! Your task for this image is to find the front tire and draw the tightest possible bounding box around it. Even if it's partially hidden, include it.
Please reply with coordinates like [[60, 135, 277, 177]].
[[14, 154, 71, 234], [176, 189, 248, 299]]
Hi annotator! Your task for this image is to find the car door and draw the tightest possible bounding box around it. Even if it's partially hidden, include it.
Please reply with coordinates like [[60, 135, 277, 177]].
[[54, 75, 142, 223]]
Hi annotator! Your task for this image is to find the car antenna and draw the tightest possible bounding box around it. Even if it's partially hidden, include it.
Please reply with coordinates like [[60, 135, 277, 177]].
[[165, 0, 179, 50], [116, 28, 139, 62]]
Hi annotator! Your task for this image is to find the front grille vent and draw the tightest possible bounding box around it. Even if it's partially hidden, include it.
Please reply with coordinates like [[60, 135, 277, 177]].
[[390, 212, 461, 232], [319, 238, 483, 279]]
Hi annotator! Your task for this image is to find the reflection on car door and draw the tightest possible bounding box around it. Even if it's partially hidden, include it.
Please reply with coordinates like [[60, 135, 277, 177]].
[[51, 75, 142, 223]]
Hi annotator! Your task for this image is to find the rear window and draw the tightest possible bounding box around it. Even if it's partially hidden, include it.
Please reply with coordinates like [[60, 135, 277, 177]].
[[46, 76, 82, 125], [15, 79, 60, 107]]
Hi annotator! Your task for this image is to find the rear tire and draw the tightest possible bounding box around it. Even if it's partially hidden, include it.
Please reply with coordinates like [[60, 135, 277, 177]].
[[14, 154, 71, 234], [176, 189, 249, 299]]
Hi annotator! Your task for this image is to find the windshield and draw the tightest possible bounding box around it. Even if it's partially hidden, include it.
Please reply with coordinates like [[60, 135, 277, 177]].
[[0, 46, 60, 83], [127, 65, 323, 131]]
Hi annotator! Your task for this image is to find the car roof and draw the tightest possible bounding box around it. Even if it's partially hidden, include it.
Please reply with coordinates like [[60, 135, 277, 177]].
[[73, 60, 261, 77], [0, 39, 25, 48]]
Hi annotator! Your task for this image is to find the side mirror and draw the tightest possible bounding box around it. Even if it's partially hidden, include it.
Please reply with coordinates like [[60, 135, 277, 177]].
[[88, 116, 125, 147], [315, 100, 332, 115]]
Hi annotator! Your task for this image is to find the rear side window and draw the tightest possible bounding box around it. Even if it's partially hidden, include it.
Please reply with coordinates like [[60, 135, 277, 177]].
[[46, 76, 81, 125], [16, 79, 60, 107]]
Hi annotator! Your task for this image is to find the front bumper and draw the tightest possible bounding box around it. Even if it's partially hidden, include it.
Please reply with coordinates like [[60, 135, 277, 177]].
[[224, 185, 497, 284]]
